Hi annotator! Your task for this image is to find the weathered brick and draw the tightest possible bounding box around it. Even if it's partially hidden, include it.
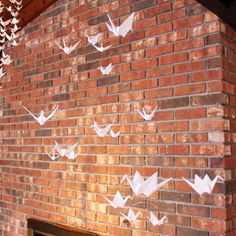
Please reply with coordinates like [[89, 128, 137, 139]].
[[38, 80, 53, 88], [132, 0, 156, 11], [97, 75, 120, 86], [191, 94, 228, 106], [52, 93, 69, 101], [35, 129, 51, 137], [177, 227, 209, 236], [159, 97, 189, 109]]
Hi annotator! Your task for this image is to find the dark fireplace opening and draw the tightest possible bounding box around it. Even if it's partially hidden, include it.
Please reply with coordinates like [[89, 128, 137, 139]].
[[27, 218, 98, 236]]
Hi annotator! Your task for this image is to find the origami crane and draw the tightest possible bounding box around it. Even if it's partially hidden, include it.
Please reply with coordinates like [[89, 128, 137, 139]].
[[55, 141, 79, 160], [110, 129, 120, 137], [106, 13, 135, 37], [182, 174, 224, 195], [23, 105, 59, 126], [0, 18, 11, 27], [120, 208, 141, 222], [121, 171, 172, 197], [1, 52, 12, 65], [98, 63, 113, 75], [148, 212, 166, 226], [12, 39, 20, 46], [91, 121, 112, 137], [5, 32, 17, 41], [11, 17, 20, 25], [138, 107, 157, 121], [55, 39, 80, 54], [104, 191, 132, 208]]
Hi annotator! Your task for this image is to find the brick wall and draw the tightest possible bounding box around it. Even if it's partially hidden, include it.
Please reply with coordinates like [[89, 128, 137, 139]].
[[0, 0, 235, 235]]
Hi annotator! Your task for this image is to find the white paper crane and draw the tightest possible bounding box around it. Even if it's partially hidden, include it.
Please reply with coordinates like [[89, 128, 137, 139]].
[[138, 107, 157, 121], [11, 24, 20, 32], [93, 43, 111, 52], [121, 171, 172, 197], [91, 121, 112, 137], [1, 54, 12, 65], [87, 34, 101, 45], [0, 38, 5, 43], [55, 39, 80, 54], [0, 44, 5, 50], [0, 26, 6, 34], [182, 174, 224, 195], [0, 18, 11, 27], [10, 10, 19, 18], [55, 141, 79, 160], [12, 39, 20, 46], [120, 208, 141, 222], [106, 13, 135, 37], [46, 147, 60, 161], [23, 105, 59, 126], [98, 63, 113, 75], [110, 129, 120, 138], [6, 6, 13, 12], [104, 191, 132, 208], [148, 212, 166, 226], [16, 5, 23, 11], [0, 67, 6, 79], [11, 17, 20, 25], [10, 0, 22, 4]]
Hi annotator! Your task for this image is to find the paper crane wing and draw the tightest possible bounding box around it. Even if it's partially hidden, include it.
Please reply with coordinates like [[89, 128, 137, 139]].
[[182, 176, 203, 194], [23, 106, 40, 123], [194, 174, 211, 194], [110, 129, 120, 137], [139, 172, 158, 197], [93, 44, 111, 52], [11, 17, 20, 24], [118, 12, 135, 37], [65, 150, 78, 160], [155, 178, 172, 191], [149, 107, 157, 120], [206, 175, 224, 192], [104, 196, 117, 208], [12, 39, 20, 46], [68, 40, 80, 53], [55, 141, 65, 156], [138, 109, 146, 120], [92, 122, 112, 137], [55, 40, 64, 51], [121, 171, 144, 196], [0, 68, 6, 79], [87, 34, 100, 45], [47, 152, 60, 161], [99, 63, 113, 75], [45, 105, 59, 121], [67, 142, 78, 152], [106, 14, 116, 33]]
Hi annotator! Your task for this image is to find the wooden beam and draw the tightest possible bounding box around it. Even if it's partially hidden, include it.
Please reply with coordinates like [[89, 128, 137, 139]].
[[197, 0, 236, 30], [27, 218, 98, 236]]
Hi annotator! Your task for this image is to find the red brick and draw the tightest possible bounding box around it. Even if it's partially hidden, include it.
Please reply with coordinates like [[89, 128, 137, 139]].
[[0, 0, 234, 235]]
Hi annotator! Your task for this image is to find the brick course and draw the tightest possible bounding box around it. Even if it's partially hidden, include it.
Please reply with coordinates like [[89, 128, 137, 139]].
[[0, 0, 235, 235]]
